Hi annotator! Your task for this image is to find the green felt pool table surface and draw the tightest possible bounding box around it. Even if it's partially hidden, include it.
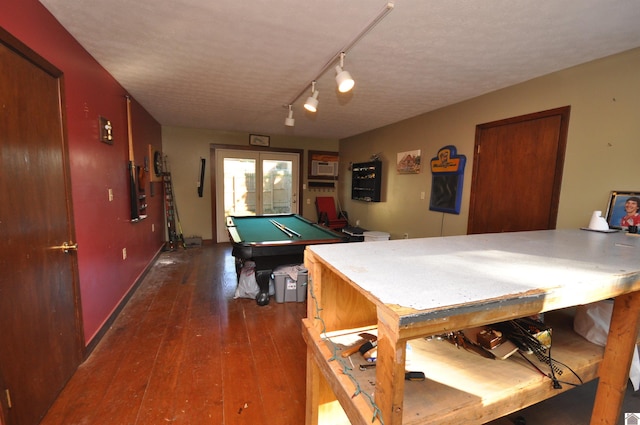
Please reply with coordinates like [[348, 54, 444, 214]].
[[226, 214, 347, 304], [226, 214, 345, 246]]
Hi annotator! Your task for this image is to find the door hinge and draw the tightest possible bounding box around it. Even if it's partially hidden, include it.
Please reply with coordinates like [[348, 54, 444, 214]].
[[5, 389, 11, 408]]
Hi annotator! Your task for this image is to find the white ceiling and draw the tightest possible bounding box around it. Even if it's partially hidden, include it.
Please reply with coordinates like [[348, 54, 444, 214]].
[[40, 0, 640, 140]]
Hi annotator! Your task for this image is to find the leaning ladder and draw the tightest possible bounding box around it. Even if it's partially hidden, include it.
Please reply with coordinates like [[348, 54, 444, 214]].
[[162, 162, 184, 250]]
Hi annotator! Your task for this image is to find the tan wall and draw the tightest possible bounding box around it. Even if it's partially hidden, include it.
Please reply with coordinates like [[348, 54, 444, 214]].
[[164, 48, 639, 242], [162, 126, 339, 240], [339, 48, 640, 239]]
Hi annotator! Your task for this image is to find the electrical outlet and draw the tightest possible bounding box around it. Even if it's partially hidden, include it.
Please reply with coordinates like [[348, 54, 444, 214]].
[[122, 248, 127, 260], [403, 233, 409, 239], [356, 219, 360, 226]]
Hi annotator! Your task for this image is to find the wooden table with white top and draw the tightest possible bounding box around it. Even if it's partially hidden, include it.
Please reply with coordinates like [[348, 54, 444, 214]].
[[302, 229, 640, 425]]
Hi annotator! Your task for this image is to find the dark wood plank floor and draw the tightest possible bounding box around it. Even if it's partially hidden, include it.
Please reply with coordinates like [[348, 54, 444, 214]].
[[40, 243, 640, 425], [41, 243, 307, 425]]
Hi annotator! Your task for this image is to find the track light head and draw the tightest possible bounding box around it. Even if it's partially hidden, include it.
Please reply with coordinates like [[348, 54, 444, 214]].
[[335, 52, 354, 93], [304, 91, 319, 112], [304, 82, 319, 112], [335, 66, 354, 93], [284, 105, 295, 127]]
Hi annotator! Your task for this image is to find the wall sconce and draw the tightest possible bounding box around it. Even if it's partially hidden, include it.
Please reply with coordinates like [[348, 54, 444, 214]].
[[99, 116, 113, 144]]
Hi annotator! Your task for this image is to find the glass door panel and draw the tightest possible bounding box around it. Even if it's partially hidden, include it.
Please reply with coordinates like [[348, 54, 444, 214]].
[[261, 158, 293, 214], [223, 157, 257, 217]]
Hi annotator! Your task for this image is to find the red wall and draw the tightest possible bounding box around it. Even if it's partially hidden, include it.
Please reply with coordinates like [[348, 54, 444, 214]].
[[1, 1, 165, 344]]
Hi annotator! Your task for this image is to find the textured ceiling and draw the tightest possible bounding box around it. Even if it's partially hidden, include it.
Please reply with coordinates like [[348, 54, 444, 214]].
[[40, 0, 640, 140]]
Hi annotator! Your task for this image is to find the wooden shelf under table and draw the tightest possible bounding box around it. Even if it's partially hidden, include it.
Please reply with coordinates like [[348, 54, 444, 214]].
[[302, 230, 640, 425], [303, 310, 605, 425]]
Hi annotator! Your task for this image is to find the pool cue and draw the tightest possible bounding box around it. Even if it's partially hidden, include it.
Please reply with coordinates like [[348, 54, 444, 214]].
[[269, 219, 294, 238], [280, 222, 301, 237], [271, 219, 301, 238]]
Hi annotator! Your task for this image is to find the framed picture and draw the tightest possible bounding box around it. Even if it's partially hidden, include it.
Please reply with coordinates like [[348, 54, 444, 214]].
[[397, 149, 421, 174], [249, 134, 270, 147], [605, 190, 640, 229], [308, 150, 339, 180]]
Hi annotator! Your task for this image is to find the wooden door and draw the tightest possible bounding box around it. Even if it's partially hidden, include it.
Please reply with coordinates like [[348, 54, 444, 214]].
[[0, 31, 83, 425], [467, 106, 570, 234]]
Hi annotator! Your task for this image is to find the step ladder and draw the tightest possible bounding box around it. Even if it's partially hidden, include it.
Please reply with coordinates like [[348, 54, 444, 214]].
[[162, 167, 185, 250]]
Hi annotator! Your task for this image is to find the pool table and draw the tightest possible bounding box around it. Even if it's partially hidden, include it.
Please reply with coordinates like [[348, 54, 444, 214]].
[[226, 214, 347, 304]]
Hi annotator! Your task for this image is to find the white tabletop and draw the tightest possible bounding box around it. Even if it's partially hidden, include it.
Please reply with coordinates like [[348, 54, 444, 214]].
[[307, 229, 640, 323]]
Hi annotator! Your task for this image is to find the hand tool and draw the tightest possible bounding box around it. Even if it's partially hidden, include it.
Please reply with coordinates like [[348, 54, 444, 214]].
[[357, 364, 426, 381], [341, 333, 377, 357]]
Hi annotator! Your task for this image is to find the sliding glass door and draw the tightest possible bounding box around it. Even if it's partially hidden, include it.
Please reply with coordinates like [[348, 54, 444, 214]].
[[215, 149, 299, 241]]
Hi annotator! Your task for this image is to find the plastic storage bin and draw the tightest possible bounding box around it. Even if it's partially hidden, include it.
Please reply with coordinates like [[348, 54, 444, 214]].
[[272, 265, 308, 303], [363, 231, 390, 242]]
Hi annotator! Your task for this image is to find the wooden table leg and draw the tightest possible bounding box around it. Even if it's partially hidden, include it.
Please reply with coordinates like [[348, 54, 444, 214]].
[[590, 291, 640, 424], [306, 344, 321, 425], [375, 321, 406, 425]]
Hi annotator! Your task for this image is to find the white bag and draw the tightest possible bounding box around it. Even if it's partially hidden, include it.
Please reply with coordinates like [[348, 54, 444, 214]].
[[574, 300, 640, 390], [233, 261, 259, 299]]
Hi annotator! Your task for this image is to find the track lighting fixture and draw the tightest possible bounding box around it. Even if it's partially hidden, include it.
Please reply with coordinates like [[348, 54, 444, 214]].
[[304, 81, 319, 112], [284, 105, 295, 127], [282, 2, 394, 125], [335, 52, 354, 93]]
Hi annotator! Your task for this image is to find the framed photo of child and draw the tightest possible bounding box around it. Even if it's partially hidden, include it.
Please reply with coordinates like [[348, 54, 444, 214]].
[[605, 191, 640, 229]]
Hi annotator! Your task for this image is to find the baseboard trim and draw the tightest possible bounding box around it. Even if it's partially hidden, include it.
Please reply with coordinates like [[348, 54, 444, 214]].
[[83, 247, 163, 356]]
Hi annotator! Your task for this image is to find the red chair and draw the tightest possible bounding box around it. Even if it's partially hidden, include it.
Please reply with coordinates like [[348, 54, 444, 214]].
[[315, 196, 348, 230]]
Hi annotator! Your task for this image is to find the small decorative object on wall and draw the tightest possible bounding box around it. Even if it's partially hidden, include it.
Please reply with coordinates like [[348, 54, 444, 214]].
[[197, 158, 206, 197], [149, 145, 163, 182], [308, 150, 339, 180], [249, 134, 270, 146], [605, 190, 640, 229], [429, 145, 466, 214], [98, 115, 113, 144], [397, 149, 421, 174]]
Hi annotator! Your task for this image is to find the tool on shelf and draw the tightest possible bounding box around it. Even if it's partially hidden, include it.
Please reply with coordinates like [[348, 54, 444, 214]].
[[341, 333, 377, 358]]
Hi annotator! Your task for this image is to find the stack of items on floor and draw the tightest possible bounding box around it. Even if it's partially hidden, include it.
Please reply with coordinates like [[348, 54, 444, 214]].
[[233, 262, 308, 304]]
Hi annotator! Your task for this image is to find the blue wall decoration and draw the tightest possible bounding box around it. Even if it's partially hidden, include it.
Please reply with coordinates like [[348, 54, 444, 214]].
[[429, 145, 466, 214]]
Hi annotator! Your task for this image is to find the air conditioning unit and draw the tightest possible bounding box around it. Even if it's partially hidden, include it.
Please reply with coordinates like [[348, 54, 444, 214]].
[[312, 161, 338, 177]]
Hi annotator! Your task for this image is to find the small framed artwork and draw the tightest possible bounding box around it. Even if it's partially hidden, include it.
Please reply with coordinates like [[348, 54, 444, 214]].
[[397, 149, 421, 174], [98, 116, 113, 145], [249, 134, 270, 147], [605, 190, 640, 229]]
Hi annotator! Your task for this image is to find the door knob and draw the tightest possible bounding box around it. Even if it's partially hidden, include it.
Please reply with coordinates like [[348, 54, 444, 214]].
[[50, 241, 78, 253]]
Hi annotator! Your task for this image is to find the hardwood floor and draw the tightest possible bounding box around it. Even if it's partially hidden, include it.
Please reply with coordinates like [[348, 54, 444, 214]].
[[41, 243, 307, 425], [40, 243, 639, 425]]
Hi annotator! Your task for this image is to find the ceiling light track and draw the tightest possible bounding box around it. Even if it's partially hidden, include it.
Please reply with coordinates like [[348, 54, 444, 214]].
[[283, 1, 394, 125]]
